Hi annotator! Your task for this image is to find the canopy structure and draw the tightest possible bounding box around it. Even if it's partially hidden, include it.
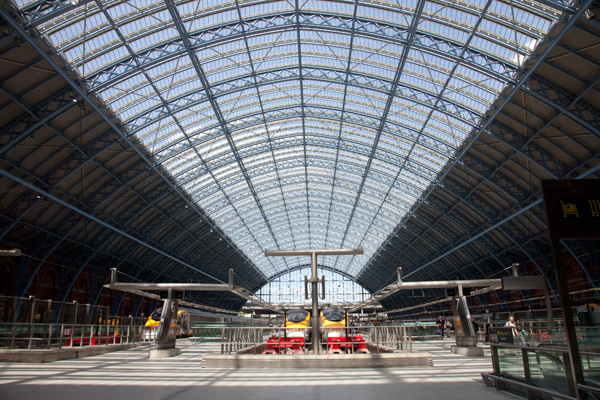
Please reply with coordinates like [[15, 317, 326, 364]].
[[0, 0, 599, 312]]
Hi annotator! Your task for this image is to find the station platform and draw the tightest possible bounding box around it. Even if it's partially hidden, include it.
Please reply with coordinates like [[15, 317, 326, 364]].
[[0, 340, 514, 400]]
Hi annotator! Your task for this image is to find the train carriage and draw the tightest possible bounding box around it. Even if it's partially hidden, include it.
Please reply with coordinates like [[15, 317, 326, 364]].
[[144, 307, 258, 339]]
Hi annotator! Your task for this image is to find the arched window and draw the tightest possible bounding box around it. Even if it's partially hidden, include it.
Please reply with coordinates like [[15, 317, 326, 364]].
[[257, 267, 369, 304]]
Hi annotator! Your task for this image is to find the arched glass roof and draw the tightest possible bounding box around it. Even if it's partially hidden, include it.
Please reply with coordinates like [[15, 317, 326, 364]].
[[17, 0, 563, 279]]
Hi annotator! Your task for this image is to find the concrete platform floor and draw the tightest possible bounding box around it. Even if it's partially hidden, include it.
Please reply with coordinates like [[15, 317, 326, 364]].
[[0, 340, 516, 400]]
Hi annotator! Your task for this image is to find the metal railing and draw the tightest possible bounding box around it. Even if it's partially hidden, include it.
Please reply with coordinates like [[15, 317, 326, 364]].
[[0, 295, 114, 325], [487, 326, 600, 348], [0, 322, 155, 350], [482, 342, 600, 400], [218, 325, 413, 355]]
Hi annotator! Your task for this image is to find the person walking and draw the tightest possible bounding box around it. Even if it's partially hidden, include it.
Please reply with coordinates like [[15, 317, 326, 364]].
[[437, 315, 445, 340]]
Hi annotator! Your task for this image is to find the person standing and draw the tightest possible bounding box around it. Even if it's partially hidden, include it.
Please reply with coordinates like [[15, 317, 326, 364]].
[[437, 315, 445, 340], [485, 318, 496, 343], [504, 316, 518, 345], [515, 319, 526, 346]]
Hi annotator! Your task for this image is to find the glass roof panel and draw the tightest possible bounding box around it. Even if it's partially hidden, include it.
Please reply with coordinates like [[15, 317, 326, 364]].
[[24, 0, 563, 280]]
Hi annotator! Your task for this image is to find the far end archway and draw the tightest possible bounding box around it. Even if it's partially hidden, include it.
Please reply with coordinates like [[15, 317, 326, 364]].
[[257, 266, 370, 304]]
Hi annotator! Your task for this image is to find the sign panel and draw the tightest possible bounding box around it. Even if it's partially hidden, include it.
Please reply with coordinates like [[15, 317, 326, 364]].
[[490, 327, 514, 344], [556, 198, 600, 219], [542, 180, 600, 239], [502, 276, 545, 290]]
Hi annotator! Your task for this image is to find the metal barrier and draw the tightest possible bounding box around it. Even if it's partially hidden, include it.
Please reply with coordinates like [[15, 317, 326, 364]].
[[218, 325, 413, 355], [0, 295, 112, 325], [487, 325, 600, 348], [387, 322, 442, 340], [0, 322, 155, 349], [526, 326, 600, 348], [191, 323, 241, 342], [482, 342, 600, 400]]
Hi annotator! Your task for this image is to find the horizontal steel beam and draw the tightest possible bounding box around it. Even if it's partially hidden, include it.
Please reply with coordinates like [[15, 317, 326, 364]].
[[103, 287, 240, 315], [105, 267, 282, 313], [349, 273, 553, 312], [105, 266, 233, 291], [346, 278, 503, 312], [391, 279, 501, 290], [106, 283, 235, 291], [264, 248, 364, 257]]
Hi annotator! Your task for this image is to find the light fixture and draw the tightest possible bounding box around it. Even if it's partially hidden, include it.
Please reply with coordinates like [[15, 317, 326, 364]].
[[585, 9, 597, 19], [0, 249, 22, 256]]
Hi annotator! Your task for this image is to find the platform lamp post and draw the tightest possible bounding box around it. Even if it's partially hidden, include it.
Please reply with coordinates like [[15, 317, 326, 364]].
[[264, 248, 363, 355]]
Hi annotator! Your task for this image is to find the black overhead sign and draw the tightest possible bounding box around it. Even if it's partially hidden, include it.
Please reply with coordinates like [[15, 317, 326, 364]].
[[543, 180, 600, 239], [556, 198, 600, 219]]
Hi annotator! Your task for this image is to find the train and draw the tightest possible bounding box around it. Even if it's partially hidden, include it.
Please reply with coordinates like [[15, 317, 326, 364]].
[[283, 307, 348, 343], [144, 306, 261, 339], [319, 306, 348, 342], [284, 308, 312, 341]]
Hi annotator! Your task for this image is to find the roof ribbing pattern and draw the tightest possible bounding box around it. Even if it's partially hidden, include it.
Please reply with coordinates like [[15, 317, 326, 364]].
[[16, 0, 564, 278]]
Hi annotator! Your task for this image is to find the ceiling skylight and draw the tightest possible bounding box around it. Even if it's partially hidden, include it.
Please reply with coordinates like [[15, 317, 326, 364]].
[[17, 0, 563, 279]]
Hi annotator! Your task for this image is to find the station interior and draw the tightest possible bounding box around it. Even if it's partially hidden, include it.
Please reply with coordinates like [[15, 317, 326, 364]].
[[1, 0, 600, 398]]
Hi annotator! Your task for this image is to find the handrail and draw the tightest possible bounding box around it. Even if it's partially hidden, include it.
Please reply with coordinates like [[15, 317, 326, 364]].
[[489, 342, 567, 352], [485, 342, 600, 400], [578, 383, 600, 396], [489, 342, 600, 358], [481, 373, 577, 400], [0, 322, 154, 349]]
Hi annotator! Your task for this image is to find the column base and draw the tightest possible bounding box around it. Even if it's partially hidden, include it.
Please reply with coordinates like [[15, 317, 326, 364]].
[[149, 347, 181, 359], [451, 345, 483, 357]]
